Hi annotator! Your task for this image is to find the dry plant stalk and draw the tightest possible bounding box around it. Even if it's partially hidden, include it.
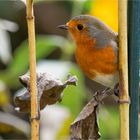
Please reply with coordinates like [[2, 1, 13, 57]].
[[118, 0, 130, 139], [26, 0, 39, 140]]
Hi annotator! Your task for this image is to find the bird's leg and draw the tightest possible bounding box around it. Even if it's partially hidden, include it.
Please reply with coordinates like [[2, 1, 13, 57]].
[[103, 87, 112, 93], [93, 87, 112, 103]]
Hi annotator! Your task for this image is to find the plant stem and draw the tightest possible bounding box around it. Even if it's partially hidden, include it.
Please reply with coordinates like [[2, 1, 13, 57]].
[[128, 0, 140, 139], [26, 0, 39, 140], [118, 0, 129, 140]]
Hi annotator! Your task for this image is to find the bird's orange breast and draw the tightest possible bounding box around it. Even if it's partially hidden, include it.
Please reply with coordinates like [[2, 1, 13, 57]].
[[75, 37, 118, 80]]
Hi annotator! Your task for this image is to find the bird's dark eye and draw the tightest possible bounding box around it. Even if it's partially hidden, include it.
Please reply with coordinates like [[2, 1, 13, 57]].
[[77, 24, 84, 31]]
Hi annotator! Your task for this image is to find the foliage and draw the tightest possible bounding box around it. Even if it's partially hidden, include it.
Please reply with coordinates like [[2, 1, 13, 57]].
[[0, 35, 71, 87]]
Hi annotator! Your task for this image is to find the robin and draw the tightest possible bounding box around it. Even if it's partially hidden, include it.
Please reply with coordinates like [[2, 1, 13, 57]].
[[58, 15, 118, 91]]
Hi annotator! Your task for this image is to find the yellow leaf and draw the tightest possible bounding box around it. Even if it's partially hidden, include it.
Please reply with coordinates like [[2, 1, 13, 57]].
[[0, 91, 9, 106], [90, 0, 118, 32]]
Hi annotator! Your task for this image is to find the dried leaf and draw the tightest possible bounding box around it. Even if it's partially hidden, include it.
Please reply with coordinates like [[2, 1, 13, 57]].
[[70, 89, 112, 140], [14, 73, 77, 113]]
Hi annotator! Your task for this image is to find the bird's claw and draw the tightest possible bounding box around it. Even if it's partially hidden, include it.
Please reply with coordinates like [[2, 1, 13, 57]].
[[114, 83, 119, 97], [93, 88, 112, 104]]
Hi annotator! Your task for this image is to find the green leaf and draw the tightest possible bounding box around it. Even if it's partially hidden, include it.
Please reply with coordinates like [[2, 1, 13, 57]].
[[0, 35, 69, 87], [0, 82, 9, 106], [82, 0, 94, 13]]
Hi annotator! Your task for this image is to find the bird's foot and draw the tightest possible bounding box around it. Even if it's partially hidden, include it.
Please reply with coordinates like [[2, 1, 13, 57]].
[[93, 88, 112, 103], [114, 83, 119, 97]]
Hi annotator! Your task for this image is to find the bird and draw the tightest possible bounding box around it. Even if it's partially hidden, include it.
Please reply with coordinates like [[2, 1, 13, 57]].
[[58, 15, 118, 91]]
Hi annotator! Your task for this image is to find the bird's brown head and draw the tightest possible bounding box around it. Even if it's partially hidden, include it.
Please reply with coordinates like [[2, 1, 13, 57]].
[[58, 15, 93, 42], [58, 15, 114, 43]]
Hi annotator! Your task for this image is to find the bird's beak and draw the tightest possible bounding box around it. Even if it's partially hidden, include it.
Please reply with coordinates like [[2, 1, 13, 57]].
[[57, 24, 69, 30]]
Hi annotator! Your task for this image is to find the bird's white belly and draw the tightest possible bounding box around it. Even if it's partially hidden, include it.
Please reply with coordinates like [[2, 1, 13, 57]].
[[92, 70, 119, 88]]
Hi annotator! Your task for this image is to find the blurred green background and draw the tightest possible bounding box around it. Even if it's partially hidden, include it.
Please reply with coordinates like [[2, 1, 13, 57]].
[[0, 0, 139, 140]]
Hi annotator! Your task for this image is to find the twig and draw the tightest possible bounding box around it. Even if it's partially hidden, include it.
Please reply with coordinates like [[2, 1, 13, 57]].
[[118, 0, 130, 139], [26, 0, 39, 140]]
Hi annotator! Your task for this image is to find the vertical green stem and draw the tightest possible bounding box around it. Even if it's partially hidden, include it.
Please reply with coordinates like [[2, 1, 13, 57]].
[[128, 0, 140, 139]]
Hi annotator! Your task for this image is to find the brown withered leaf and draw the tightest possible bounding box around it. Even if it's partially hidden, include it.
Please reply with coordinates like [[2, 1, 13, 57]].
[[14, 73, 77, 113], [70, 88, 112, 140]]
